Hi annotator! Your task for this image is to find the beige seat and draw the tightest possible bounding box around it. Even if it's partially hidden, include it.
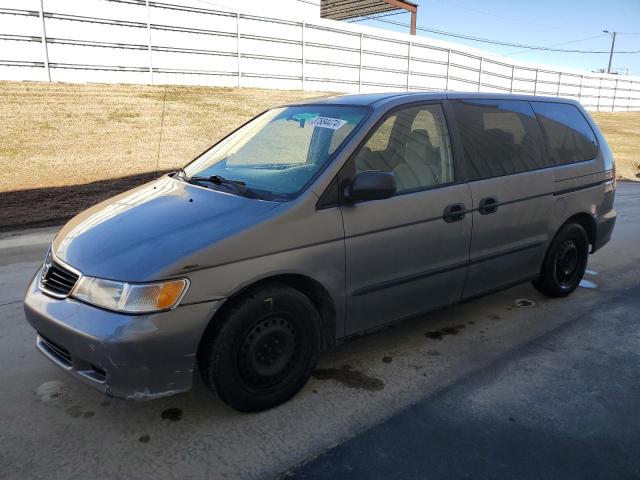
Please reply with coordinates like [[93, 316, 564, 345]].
[[393, 129, 440, 192]]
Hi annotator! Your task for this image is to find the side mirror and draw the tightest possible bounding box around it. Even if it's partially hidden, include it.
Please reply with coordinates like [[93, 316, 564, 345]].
[[345, 170, 396, 202]]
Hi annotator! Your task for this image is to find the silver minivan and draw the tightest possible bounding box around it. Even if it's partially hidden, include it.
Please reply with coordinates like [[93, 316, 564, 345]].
[[24, 92, 616, 412]]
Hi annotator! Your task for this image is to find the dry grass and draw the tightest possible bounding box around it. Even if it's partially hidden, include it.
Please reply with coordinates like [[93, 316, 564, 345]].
[[590, 111, 640, 181], [0, 81, 638, 229], [0, 81, 328, 192]]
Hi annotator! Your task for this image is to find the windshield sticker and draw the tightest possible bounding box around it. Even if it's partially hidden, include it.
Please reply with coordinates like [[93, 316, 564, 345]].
[[309, 117, 348, 130]]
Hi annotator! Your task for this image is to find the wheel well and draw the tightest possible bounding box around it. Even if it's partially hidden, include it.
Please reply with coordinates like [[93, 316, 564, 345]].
[[267, 274, 337, 350], [564, 212, 596, 251], [199, 274, 337, 354]]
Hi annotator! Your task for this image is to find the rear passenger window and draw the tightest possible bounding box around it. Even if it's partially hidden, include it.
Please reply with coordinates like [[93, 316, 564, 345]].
[[531, 102, 598, 165], [353, 104, 454, 194], [451, 99, 549, 180]]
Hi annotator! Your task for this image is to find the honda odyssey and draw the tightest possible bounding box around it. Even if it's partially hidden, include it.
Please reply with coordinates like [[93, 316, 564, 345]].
[[24, 92, 616, 412]]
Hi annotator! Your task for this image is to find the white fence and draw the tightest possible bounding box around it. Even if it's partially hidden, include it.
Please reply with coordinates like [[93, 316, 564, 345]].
[[1, 0, 640, 111]]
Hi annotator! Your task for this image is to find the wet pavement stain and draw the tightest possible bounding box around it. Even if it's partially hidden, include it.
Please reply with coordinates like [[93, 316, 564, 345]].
[[312, 365, 385, 391], [425, 331, 444, 340], [382, 356, 393, 364], [138, 434, 151, 443], [514, 299, 536, 308], [66, 405, 95, 418], [36, 380, 66, 403], [100, 401, 111, 407], [488, 314, 501, 320], [66, 406, 83, 418], [161, 407, 183, 422], [425, 324, 466, 340], [441, 326, 459, 335]]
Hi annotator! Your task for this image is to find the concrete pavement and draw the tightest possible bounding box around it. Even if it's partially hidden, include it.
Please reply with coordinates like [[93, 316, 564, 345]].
[[1, 183, 639, 480]]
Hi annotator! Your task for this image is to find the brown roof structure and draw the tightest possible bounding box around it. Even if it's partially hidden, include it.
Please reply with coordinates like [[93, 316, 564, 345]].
[[320, 0, 418, 34]]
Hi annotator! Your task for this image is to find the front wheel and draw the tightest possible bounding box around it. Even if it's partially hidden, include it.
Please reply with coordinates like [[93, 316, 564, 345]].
[[532, 222, 589, 297], [198, 283, 321, 413]]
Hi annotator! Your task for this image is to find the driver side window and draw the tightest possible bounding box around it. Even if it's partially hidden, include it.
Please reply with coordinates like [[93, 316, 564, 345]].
[[353, 104, 454, 194]]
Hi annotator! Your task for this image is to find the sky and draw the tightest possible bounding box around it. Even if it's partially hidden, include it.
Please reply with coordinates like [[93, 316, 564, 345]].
[[354, 0, 640, 76]]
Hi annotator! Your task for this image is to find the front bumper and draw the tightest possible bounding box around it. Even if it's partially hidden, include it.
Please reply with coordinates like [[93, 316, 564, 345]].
[[24, 271, 222, 400]]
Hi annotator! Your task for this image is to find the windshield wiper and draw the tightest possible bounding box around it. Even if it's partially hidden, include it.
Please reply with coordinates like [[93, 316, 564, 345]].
[[188, 174, 257, 198]]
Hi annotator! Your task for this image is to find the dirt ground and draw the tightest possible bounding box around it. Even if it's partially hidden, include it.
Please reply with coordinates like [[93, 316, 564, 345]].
[[0, 81, 638, 230]]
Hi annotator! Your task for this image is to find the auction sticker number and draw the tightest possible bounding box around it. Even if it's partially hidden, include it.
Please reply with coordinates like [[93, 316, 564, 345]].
[[309, 117, 348, 130]]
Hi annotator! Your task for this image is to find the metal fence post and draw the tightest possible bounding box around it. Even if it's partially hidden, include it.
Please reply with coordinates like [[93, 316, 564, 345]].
[[612, 78, 618, 112], [478, 57, 483, 92], [301, 22, 305, 91], [510, 65, 515, 93], [556, 72, 561, 97], [533, 69, 538, 95], [406, 41, 411, 91], [38, 0, 51, 82], [597, 77, 602, 111], [445, 48, 451, 91], [236, 13, 241, 87], [145, 0, 153, 84], [578, 74, 583, 104], [358, 33, 363, 93]]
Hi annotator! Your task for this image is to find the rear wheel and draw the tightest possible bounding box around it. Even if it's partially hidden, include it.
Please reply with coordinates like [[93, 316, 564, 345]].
[[532, 222, 589, 297], [198, 283, 320, 412]]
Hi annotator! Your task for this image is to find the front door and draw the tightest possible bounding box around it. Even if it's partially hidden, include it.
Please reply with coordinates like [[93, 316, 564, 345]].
[[340, 102, 473, 335]]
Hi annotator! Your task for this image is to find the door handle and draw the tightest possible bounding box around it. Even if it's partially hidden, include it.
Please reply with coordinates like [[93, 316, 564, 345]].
[[478, 196, 499, 215], [443, 203, 467, 223]]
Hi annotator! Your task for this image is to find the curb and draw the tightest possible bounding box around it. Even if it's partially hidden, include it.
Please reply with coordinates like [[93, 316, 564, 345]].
[[0, 226, 60, 250]]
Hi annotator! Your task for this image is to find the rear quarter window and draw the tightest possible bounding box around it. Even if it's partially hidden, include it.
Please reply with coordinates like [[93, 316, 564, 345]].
[[530, 102, 598, 165], [451, 99, 549, 181]]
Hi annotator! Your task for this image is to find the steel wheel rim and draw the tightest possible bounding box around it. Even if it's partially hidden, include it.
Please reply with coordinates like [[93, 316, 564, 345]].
[[237, 316, 300, 390], [556, 239, 580, 286]]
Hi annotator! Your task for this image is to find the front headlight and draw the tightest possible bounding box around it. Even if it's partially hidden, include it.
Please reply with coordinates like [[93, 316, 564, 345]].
[[72, 276, 189, 313]]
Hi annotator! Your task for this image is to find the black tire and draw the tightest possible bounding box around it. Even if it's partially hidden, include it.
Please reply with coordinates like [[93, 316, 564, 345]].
[[198, 283, 321, 413], [532, 222, 589, 298]]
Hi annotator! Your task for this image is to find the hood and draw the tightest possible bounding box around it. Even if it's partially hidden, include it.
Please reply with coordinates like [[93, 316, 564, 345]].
[[52, 176, 280, 281]]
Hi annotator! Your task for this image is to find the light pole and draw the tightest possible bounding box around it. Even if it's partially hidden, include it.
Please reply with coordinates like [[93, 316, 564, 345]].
[[603, 30, 617, 74]]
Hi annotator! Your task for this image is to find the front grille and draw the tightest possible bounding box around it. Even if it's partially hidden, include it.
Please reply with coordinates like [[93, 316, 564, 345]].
[[41, 258, 80, 297]]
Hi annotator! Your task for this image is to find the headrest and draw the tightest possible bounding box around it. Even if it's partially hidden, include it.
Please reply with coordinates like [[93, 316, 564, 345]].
[[485, 128, 514, 146], [406, 129, 433, 150]]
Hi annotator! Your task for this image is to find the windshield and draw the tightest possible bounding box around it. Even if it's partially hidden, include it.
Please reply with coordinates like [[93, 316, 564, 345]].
[[182, 105, 368, 200]]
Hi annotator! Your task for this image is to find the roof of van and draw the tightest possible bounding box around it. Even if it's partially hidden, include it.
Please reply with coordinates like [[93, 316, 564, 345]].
[[289, 91, 576, 107]]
